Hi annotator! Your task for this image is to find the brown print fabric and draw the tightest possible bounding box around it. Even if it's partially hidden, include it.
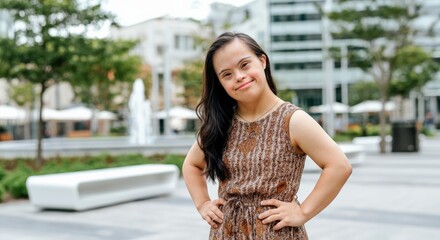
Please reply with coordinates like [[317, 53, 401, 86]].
[[209, 102, 308, 240]]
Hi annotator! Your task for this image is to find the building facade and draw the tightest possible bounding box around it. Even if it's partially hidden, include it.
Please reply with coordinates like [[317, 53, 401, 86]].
[[268, 0, 370, 108], [109, 17, 202, 71], [207, 0, 268, 49], [267, 0, 440, 121]]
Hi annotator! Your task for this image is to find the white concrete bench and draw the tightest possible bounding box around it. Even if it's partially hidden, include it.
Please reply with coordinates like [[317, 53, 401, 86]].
[[304, 144, 365, 172], [26, 164, 179, 211], [352, 135, 392, 153]]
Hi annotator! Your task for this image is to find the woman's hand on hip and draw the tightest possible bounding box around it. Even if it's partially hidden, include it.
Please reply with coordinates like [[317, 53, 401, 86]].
[[197, 198, 226, 229], [258, 199, 307, 230]]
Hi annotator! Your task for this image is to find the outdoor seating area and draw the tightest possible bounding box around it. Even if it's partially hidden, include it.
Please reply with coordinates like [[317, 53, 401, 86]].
[[26, 164, 179, 211], [0, 105, 118, 140]]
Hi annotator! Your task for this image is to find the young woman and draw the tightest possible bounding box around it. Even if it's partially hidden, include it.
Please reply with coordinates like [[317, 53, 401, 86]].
[[183, 32, 352, 239]]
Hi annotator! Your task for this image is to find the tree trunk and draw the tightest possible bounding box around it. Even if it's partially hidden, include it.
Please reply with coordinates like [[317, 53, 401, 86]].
[[36, 81, 47, 167], [379, 97, 387, 153], [378, 77, 389, 154]]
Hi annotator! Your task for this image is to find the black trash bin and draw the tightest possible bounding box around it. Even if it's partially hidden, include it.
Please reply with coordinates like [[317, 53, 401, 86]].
[[391, 120, 419, 152]]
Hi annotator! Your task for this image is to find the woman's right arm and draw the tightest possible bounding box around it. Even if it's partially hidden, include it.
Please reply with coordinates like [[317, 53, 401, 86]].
[[182, 141, 225, 228]]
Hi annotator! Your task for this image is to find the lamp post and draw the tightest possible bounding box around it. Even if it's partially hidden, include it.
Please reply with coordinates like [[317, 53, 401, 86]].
[[151, 62, 159, 137], [341, 44, 349, 131], [322, 0, 335, 137], [163, 34, 172, 136]]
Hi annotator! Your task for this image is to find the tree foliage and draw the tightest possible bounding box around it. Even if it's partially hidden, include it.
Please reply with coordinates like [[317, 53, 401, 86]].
[[389, 45, 439, 97], [349, 80, 380, 106], [177, 59, 204, 109], [177, 26, 216, 109], [8, 81, 35, 107], [278, 89, 296, 103], [70, 38, 142, 110]]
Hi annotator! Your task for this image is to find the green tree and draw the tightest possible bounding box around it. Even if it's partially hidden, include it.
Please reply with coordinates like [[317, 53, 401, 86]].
[[349, 80, 380, 106], [177, 59, 204, 109], [0, 0, 114, 165], [389, 45, 439, 97], [389, 45, 439, 118], [328, 0, 438, 153], [8, 81, 36, 140], [9, 81, 35, 107], [278, 89, 296, 103], [70, 38, 142, 111], [178, 25, 216, 109]]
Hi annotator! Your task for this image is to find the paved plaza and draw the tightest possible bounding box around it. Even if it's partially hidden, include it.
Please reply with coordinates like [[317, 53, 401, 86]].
[[0, 135, 439, 240]]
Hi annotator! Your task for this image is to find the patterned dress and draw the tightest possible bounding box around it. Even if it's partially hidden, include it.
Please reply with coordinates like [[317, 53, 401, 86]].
[[209, 102, 308, 240]]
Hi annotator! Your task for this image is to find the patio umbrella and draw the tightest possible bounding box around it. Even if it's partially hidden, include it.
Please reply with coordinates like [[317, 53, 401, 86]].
[[56, 106, 93, 121], [0, 105, 26, 121], [155, 106, 198, 119], [309, 102, 349, 114], [97, 111, 117, 120], [350, 100, 395, 113], [32, 108, 61, 121]]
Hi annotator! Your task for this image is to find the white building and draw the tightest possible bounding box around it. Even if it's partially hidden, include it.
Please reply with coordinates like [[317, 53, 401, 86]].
[[207, 0, 268, 48], [109, 17, 202, 70]]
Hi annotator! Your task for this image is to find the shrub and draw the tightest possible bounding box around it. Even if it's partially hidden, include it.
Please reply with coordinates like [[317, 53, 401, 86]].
[[2, 169, 32, 199], [0, 184, 5, 202], [0, 167, 6, 181], [163, 155, 185, 174], [110, 126, 126, 135], [112, 154, 154, 167], [421, 127, 435, 137]]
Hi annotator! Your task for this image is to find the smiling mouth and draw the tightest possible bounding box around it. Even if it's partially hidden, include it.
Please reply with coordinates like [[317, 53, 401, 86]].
[[236, 80, 254, 91]]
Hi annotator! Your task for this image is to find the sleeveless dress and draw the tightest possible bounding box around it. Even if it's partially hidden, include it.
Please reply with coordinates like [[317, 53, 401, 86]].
[[209, 102, 308, 240]]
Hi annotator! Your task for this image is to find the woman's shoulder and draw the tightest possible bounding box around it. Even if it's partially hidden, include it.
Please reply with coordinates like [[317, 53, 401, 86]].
[[279, 102, 303, 116]]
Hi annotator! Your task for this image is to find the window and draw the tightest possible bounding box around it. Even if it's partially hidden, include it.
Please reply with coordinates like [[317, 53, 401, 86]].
[[275, 62, 322, 70], [157, 45, 164, 55], [272, 34, 322, 42], [174, 35, 180, 49], [271, 13, 321, 22], [271, 48, 322, 53]]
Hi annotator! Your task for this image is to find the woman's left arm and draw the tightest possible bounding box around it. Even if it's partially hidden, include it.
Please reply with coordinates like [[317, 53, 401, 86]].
[[290, 110, 352, 222], [259, 110, 352, 229]]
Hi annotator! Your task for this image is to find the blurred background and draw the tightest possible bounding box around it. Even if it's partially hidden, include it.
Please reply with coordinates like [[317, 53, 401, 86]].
[[0, 0, 439, 145], [0, 0, 440, 140], [0, 1, 440, 239]]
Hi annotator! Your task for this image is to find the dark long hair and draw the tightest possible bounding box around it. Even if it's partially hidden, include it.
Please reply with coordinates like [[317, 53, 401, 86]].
[[196, 32, 277, 182]]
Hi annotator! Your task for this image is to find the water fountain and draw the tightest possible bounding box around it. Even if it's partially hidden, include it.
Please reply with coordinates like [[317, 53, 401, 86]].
[[128, 78, 153, 145]]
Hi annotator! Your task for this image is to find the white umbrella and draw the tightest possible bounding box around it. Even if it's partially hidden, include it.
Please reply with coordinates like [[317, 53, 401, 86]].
[[309, 102, 349, 114], [32, 108, 61, 121], [56, 106, 93, 121], [351, 100, 395, 113], [0, 105, 26, 121], [97, 111, 117, 120], [155, 106, 198, 119]]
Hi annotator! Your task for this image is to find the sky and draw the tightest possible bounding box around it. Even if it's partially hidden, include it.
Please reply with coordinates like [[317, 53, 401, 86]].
[[103, 0, 254, 27]]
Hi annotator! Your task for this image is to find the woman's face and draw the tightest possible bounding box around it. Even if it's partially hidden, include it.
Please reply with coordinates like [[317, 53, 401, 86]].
[[213, 39, 267, 103]]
